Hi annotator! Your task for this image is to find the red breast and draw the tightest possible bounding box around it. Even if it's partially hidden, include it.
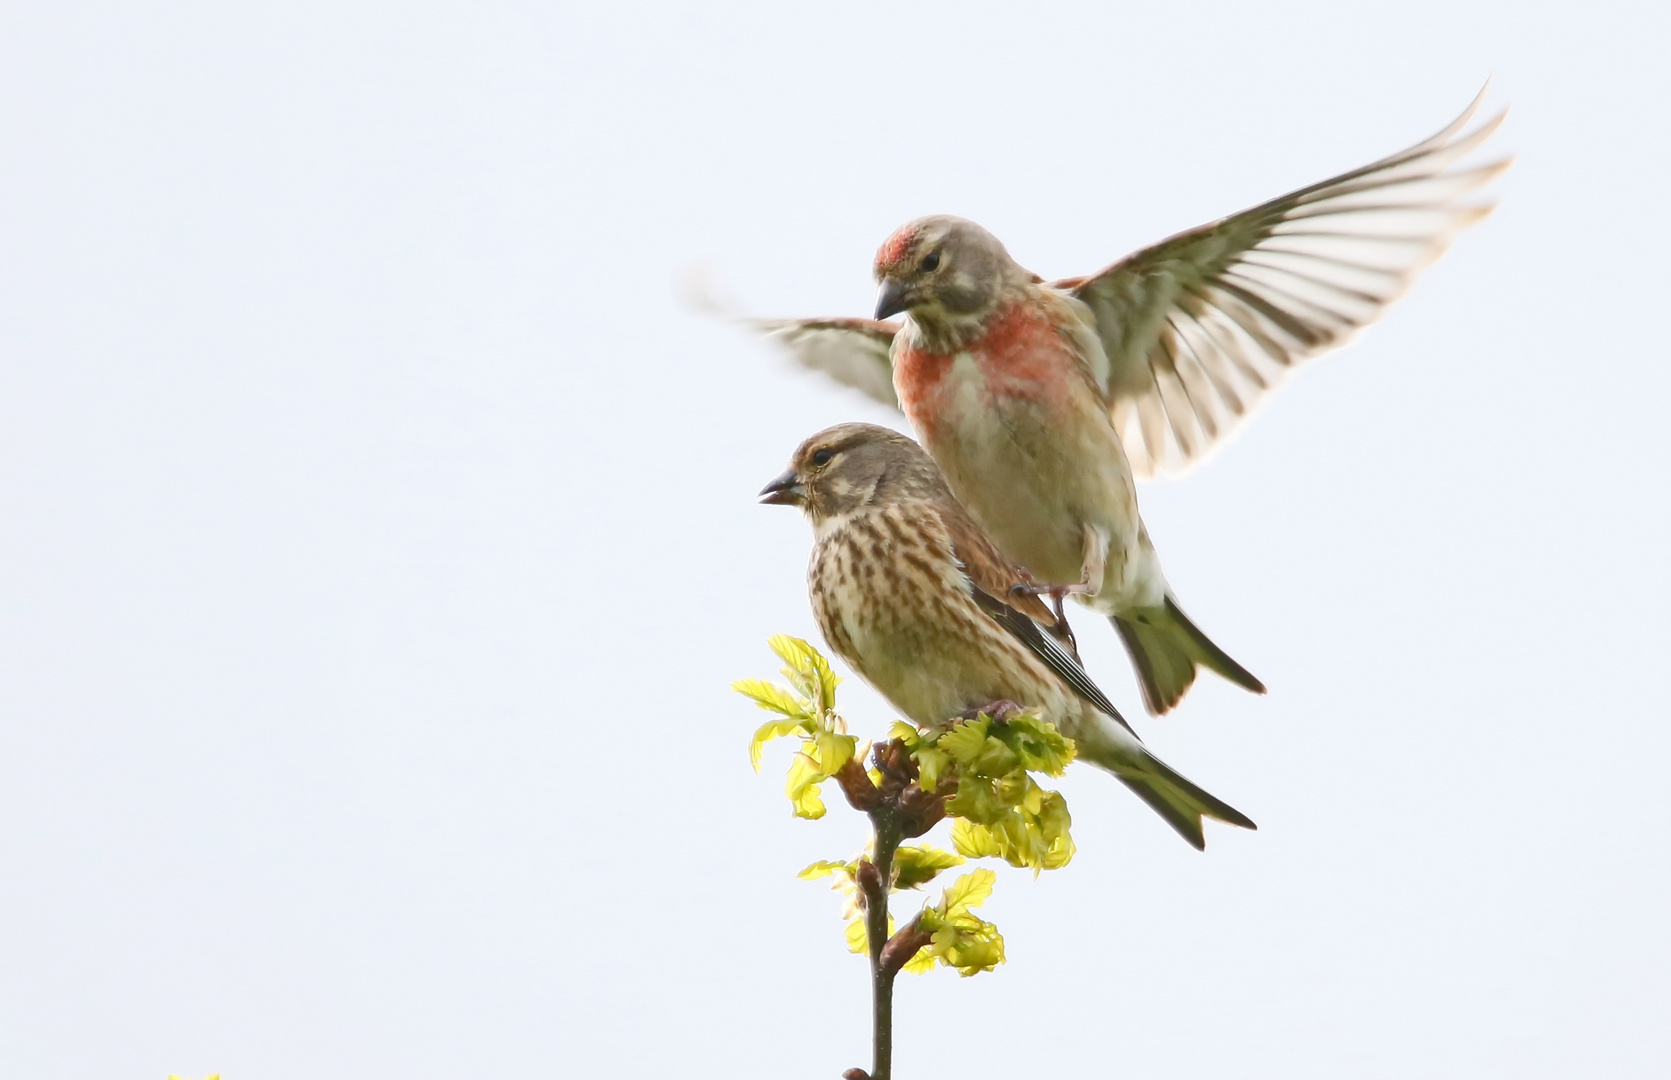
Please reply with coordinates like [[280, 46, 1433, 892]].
[[894, 295, 1080, 435]]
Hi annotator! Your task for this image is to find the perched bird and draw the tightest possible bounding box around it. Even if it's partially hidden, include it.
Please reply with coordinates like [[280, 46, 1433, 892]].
[[759, 422, 1254, 849], [747, 92, 1507, 714]]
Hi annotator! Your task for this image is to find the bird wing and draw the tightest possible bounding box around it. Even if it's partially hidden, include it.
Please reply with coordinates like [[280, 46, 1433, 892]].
[[969, 583, 1138, 739], [941, 505, 1138, 737], [751, 317, 901, 408], [1061, 88, 1508, 479], [940, 507, 1058, 626]]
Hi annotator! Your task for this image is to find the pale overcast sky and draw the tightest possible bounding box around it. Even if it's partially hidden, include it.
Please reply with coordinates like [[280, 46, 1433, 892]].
[[1, 2, 1666, 1078]]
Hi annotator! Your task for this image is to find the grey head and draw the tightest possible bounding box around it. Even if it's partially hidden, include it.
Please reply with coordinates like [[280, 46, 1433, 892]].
[[870, 215, 1034, 331]]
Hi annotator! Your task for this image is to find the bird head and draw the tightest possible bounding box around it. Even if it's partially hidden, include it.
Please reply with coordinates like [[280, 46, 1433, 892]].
[[759, 423, 945, 524], [871, 216, 1032, 331]]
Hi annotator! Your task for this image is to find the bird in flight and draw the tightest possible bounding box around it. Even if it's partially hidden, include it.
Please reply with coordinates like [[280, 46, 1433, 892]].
[[743, 90, 1507, 715]]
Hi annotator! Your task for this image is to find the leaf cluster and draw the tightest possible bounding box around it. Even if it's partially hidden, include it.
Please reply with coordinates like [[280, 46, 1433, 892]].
[[801, 844, 968, 945], [737, 638, 1082, 981], [892, 714, 1077, 873], [734, 635, 856, 819], [800, 856, 1001, 977], [910, 868, 1005, 977]]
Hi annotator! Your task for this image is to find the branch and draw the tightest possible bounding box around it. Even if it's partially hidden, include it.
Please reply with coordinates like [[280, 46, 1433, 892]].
[[838, 740, 950, 1080]]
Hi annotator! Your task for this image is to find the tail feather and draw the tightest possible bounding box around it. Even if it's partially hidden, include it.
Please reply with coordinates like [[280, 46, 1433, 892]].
[[1111, 595, 1265, 715], [1068, 712, 1258, 850], [1115, 755, 1257, 850]]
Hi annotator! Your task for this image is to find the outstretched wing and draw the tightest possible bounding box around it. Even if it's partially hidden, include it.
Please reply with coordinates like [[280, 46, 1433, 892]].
[[752, 317, 900, 408], [1064, 88, 1509, 479]]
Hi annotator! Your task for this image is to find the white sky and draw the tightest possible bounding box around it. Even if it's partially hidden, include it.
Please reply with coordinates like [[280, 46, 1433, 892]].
[[1, 2, 1667, 1077]]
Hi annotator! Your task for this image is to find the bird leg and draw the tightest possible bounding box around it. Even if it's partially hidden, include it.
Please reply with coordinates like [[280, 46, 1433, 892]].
[[1009, 525, 1105, 629], [1046, 598, 1078, 653], [1045, 589, 1072, 631], [1007, 570, 1077, 649]]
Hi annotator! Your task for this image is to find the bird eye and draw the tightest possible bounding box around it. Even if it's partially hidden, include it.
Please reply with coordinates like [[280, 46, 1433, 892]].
[[920, 251, 941, 273], [811, 449, 834, 467]]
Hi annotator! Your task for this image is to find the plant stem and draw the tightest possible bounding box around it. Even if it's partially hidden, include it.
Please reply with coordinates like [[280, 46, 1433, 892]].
[[839, 740, 945, 1080], [865, 817, 901, 1080]]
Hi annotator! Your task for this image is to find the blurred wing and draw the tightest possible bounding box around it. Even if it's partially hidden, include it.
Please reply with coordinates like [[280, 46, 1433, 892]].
[[752, 317, 902, 408], [1065, 88, 1510, 479]]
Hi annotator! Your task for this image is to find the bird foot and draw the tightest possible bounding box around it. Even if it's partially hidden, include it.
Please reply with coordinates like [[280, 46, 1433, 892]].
[[960, 699, 1025, 724], [1010, 579, 1095, 599], [1008, 582, 1081, 648]]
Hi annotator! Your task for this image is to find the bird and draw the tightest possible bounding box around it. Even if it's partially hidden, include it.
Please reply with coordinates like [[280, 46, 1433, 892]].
[[758, 421, 1255, 849], [743, 91, 1507, 715]]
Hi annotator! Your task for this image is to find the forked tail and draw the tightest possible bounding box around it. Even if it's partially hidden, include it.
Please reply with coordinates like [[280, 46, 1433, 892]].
[[1070, 711, 1258, 850], [1113, 754, 1257, 850], [1112, 595, 1264, 715]]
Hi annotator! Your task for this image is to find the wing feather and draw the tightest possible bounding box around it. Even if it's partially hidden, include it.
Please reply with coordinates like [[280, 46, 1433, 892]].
[[1065, 88, 1509, 478], [968, 584, 1137, 738], [938, 501, 1138, 735], [752, 317, 900, 408]]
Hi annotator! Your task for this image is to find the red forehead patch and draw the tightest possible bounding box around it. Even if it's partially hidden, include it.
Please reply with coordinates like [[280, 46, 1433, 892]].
[[874, 224, 918, 272]]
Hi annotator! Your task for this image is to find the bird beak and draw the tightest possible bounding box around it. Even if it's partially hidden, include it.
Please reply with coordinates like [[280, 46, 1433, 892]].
[[758, 468, 805, 506], [874, 278, 910, 321]]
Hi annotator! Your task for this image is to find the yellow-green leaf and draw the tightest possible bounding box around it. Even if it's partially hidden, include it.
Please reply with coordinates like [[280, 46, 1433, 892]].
[[785, 751, 829, 819], [790, 782, 826, 820], [914, 746, 950, 793], [767, 635, 840, 713], [996, 771, 1031, 805], [892, 845, 965, 891], [749, 717, 807, 772], [845, 917, 869, 955], [931, 920, 1006, 977], [733, 677, 811, 720], [1040, 833, 1075, 870], [945, 776, 1015, 824], [950, 818, 1000, 860], [948, 794, 1075, 872], [939, 717, 989, 765], [813, 730, 858, 776], [940, 868, 995, 917], [798, 860, 852, 880], [970, 734, 1021, 778], [1037, 789, 1072, 843], [845, 914, 895, 956], [1000, 715, 1077, 775], [901, 945, 935, 975]]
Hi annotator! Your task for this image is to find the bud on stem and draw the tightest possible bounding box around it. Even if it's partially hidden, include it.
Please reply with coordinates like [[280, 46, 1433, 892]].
[[836, 757, 881, 811], [879, 914, 934, 978]]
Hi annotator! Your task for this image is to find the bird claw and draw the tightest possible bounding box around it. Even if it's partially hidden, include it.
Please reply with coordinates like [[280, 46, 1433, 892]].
[[961, 699, 1025, 724], [1009, 583, 1079, 649], [1010, 579, 1094, 599]]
